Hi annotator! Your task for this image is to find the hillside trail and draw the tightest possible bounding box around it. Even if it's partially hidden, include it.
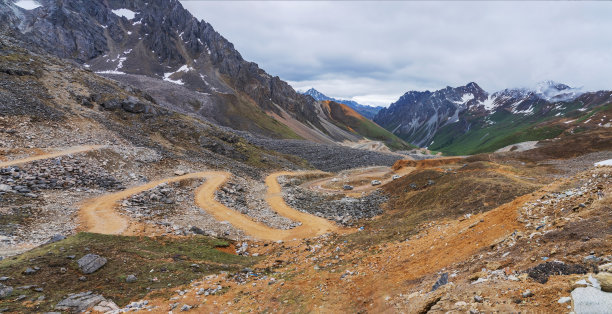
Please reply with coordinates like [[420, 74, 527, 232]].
[[0, 145, 104, 168], [80, 170, 345, 241]]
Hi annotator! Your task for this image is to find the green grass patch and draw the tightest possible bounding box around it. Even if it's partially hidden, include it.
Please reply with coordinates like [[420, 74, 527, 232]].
[[0, 233, 256, 313]]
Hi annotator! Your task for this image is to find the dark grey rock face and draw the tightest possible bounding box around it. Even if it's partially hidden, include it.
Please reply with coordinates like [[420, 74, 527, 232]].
[[0, 0, 325, 137], [77, 254, 107, 274], [374, 82, 488, 147]]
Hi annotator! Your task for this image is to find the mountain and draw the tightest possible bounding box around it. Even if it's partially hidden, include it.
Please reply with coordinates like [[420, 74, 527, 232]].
[[0, 0, 402, 149], [374, 82, 488, 147], [302, 88, 383, 120], [318, 101, 410, 150], [374, 81, 612, 154]]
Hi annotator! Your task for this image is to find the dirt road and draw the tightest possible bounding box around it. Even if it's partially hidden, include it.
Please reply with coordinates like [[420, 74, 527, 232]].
[[303, 166, 414, 195], [0, 145, 104, 168], [80, 170, 343, 241]]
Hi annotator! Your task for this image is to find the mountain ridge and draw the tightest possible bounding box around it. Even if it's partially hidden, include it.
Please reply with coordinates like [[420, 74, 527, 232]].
[[302, 88, 384, 120], [373, 81, 611, 154]]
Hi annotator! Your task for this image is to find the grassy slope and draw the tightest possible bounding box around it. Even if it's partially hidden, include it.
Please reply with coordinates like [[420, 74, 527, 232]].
[[322, 101, 413, 150], [0, 233, 256, 313], [343, 161, 542, 249], [430, 101, 611, 155]]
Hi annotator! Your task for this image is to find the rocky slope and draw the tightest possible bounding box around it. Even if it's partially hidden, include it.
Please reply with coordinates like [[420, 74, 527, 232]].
[[302, 88, 383, 120], [374, 81, 612, 154], [0, 0, 402, 150]]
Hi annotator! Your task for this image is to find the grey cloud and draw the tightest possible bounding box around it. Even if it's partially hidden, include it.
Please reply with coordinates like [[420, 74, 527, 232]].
[[181, 1, 612, 106]]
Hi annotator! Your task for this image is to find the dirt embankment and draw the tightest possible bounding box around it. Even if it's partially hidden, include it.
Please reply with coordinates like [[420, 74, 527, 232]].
[[392, 157, 464, 170]]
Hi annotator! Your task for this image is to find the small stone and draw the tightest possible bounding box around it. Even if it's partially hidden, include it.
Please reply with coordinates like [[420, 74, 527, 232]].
[[79, 276, 87, 282], [174, 170, 186, 176], [181, 304, 192, 311], [558, 296, 571, 304], [23, 267, 37, 275], [474, 295, 483, 303], [46, 234, 66, 244], [522, 290, 533, 298], [126, 274, 137, 283]]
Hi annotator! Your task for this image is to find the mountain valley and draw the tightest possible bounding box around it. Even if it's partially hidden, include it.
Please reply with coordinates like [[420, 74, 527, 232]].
[[0, 0, 611, 313]]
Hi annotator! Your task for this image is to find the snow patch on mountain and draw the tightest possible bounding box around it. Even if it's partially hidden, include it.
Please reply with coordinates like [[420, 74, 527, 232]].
[[452, 93, 474, 105], [14, 0, 41, 10], [480, 95, 496, 111], [112, 8, 136, 20]]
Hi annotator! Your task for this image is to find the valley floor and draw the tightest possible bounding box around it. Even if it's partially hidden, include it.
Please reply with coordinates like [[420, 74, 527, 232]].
[[1, 139, 611, 313]]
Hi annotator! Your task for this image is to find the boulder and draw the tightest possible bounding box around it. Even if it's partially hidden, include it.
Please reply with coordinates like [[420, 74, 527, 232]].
[[55, 291, 106, 312], [0, 284, 13, 299], [77, 254, 107, 274], [594, 272, 612, 293], [100, 99, 121, 111], [572, 286, 612, 313], [121, 96, 147, 113]]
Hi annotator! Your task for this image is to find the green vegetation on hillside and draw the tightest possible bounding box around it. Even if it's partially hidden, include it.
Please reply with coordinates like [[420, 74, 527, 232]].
[[323, 101, 413, 150], [429, 101, 610, 155], [0, 233, 255, 313]]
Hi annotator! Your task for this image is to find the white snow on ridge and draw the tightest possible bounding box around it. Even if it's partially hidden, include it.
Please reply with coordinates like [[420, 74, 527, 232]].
[[480, 95, 496, 111], [452, 93, 474, 105], [112, 8, 136, 20], [14, 0, 41, 10], [595, 159, 612, 166]]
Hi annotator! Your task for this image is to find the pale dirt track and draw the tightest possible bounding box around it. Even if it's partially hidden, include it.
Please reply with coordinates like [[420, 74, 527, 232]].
[[80, 170, 344, 241], [0, 145, 104, 168], [304, 166, 414, 195]]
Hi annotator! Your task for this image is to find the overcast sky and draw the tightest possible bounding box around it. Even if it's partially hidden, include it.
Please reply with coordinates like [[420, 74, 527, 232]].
[[181, 1, 612, 107]]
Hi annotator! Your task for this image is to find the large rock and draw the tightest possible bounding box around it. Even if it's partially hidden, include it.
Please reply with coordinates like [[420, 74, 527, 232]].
[[595, 272, 612, 293], [55, 291, 106, 312], [77, 254, 107, 274], [121, 96, 147, 113], [0, 284, 13, 299], [571, 286, 612, 313]]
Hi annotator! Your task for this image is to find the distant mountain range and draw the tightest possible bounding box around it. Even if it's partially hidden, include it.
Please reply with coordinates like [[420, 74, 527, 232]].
[[301, 88, 383, 120], [374, 81, 612, 155]]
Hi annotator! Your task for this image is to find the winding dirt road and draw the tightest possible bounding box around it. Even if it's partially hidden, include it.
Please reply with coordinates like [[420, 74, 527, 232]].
[[80, 170, 344, 241], [2, 146, 345, 241]]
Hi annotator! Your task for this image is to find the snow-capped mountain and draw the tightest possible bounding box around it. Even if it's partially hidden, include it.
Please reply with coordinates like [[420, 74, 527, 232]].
[[534, 80, 583, 102], [374, 81, 611, 153], [373, 82, 488, 147]]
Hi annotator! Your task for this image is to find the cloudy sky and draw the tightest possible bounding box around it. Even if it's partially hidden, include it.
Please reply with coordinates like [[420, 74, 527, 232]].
[[181, 1, 612, 107]]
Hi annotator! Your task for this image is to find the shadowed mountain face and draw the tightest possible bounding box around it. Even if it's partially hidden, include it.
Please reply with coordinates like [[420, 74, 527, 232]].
[[374, 82, 488, 147], [1, 0, 399, 147], [374, 81, 612, 154]]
